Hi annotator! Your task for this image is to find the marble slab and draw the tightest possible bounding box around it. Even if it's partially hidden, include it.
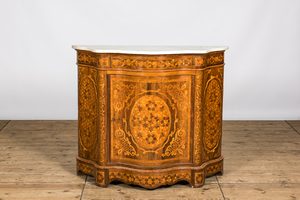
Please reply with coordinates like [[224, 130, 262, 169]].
[[72, 45, 229, 55]]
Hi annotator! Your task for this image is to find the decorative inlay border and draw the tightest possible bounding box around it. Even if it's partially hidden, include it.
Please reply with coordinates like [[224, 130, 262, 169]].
[[97, 55, 110, 68], [96, 169, 105, 185], [195, 171, 204, 186], [113, 84, 137, 111], [207, 53, 224, 66], [78, 51, 95, 66], [194, 71, 204, 165], [76, 156, 223, 189], [162, 129, 186, 157], [194, 56, 206, 68], [111, 55, 193, 69], [166, 84, 189, 111], [206, 162, 223, 176], [114, 128, 139, 157], [109, 171, 191, 189], [78, 51, 224, 68], [98, 71, 107, 165]]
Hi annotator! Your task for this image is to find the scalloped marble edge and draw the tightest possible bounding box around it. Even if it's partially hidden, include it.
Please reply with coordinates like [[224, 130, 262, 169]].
[[72, 45, 229, 55]]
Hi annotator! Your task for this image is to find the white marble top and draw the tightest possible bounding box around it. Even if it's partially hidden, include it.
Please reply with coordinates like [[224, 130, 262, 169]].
[[72, 45, 228, 55]]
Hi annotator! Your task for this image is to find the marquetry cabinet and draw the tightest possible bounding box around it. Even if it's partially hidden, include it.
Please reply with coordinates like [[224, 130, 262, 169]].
[[73, 45, 228, 189]]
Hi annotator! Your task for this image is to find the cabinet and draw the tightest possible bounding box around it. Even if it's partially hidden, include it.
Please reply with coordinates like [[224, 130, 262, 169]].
[[73, 45, 228, 188]]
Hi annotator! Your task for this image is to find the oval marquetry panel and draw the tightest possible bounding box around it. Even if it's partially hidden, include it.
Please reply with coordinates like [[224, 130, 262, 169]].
[[204, 79, 222, 151], [130, 95, 171, 150], [79, 76, 97, 149]]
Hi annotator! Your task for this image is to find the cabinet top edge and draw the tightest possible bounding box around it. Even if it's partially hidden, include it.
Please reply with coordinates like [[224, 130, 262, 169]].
[[72, 45, 229, 55]]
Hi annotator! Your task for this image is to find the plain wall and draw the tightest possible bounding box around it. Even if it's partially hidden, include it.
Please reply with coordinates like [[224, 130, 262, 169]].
[[0, 0, 299, 120]]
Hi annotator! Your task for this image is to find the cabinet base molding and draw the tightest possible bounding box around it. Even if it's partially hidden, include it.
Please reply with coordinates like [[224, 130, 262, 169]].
[[77, 156, 223, 189]]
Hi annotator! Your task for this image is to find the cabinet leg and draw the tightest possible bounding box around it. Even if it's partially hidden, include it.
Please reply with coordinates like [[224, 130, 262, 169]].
[[95, 169, 108, 187], [193, 170, 205, 188]]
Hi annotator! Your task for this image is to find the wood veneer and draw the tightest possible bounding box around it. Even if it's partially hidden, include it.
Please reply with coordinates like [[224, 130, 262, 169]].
[[75, 49, 226, 188]]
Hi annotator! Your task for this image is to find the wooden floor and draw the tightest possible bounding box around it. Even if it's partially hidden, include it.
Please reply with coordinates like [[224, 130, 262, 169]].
[[0, 120, 300, 200]]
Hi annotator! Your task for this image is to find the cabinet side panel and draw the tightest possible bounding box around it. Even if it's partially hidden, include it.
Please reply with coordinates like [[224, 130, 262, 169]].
[[202, 66, 223, 163], [78, 66, 98, 162]]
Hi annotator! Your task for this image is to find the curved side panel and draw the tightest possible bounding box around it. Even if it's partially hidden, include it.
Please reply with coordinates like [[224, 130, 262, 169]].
[[202, 67, 224, 163], [78, 66, 98, 162]]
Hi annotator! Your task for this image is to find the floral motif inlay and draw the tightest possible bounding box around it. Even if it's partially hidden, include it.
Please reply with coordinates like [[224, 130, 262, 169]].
[[98, 72, 106, 164], [109, 171, 191, 188], [79, 75, 97, 150], [206, 163, 223, 175], [162, 129, 186, 157], [207, 53, 223, 65], [194, 72, 203, 165], [195, 172, 204, 185], [111, 76, 191, 161], [77, 161, 93, 174], [115, 128, 139, 157], [204, 79, 222, 152], [97, 55, 110, 68], [78, 52, 95, 65], [130, 95, 171, 149], [96, 170, 105, 185], [113, 84, 136, 111], [166, 84, 188, 110], [195, 56, 206, 67], [112, 57, 192, 69]]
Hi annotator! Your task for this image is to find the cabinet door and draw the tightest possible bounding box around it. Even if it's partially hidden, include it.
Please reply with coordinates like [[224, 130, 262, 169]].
[[109, 74, 194, 167]]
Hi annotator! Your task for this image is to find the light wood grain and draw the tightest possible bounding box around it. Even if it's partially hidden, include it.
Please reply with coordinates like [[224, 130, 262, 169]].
[[83, 179, 224, 200], [3, 120, 77, 131], [0, 120, 84, 200], [1, 120, 299, 199], [287, 120, 300, 133], [220, 183, 300, 200], [0, 120, 9, 131], [0, 183, 83, 200], [218, 121, 300, 185]]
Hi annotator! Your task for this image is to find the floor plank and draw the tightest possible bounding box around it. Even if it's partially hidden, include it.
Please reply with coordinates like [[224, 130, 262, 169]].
[[1, 120, 299, 199], [2, 120, 78, 132], [220, 183, 300, 200], [83, 178, 224, 200], [0, 120, 85, 199], [0, 120, 10, 131], [286, 120, 300, 134], [218, 121, 300, 184], [0, 183, 83, 200]]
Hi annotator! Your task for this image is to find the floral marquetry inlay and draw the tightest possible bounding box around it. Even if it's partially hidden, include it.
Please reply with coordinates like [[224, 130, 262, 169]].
[[113, 84, 136, 111], [110, 75, 191, 164], [111, 56, 193, 69], [204, 79, 222, 152], [130, 95, 171, 150], [109, 171, 191, 189], [115, 128, 139, 157], [79, 75, 97, 150], [166, 84, 189, 110], [162, 129, 186, 157], [207, 53, 224, 66], [78, 52, 95, 65], [75, 46, 227, 189]]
